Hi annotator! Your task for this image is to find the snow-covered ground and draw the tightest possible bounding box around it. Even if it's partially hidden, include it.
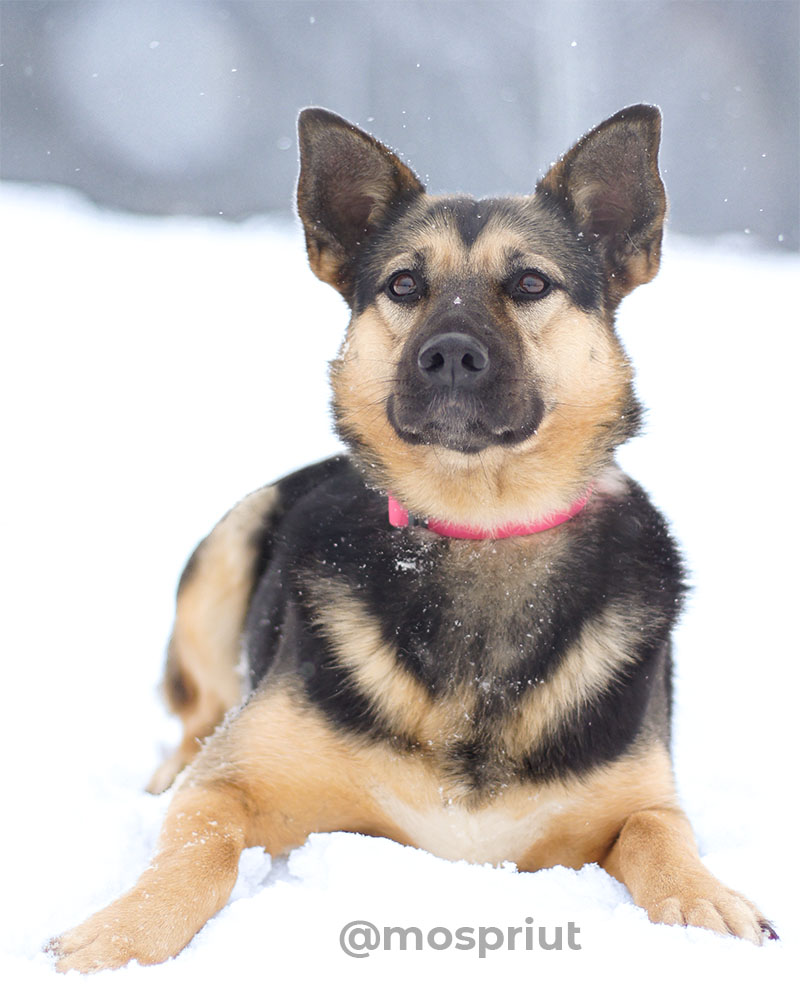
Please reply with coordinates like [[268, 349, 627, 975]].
[[1, 183, 797, 997]]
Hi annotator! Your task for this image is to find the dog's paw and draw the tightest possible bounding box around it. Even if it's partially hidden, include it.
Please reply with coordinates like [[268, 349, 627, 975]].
[[48, 889, 188, 973], [645, 876, 777, 945]]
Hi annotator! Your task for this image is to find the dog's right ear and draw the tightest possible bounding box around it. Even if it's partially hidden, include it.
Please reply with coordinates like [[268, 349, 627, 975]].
[[297, 109, 425, 299]]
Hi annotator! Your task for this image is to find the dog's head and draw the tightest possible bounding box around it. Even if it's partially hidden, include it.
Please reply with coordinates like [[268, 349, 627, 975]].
[[296, 107, 665, 529]]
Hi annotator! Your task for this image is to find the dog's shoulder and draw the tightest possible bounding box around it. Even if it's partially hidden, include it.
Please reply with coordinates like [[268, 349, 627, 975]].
[[176, 454, 356, 591]]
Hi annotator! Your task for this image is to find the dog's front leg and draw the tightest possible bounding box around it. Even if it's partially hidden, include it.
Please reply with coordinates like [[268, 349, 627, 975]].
[[51, 784, 248, 972], [602, 807, 776, 944], [50, 683, 386, 972]]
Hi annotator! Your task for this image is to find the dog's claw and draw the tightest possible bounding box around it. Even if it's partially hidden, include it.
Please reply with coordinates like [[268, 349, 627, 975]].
[[759, 919, 779, 941], [44, 936, 61, 956]]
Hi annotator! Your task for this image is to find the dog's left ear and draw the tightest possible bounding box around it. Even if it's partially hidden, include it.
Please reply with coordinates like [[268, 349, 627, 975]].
[[297, 108, 425, 300], [537, 105, 666, 306]]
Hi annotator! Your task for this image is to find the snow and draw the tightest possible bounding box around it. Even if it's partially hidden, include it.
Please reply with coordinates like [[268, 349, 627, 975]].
[[1, 183, 797, 997]]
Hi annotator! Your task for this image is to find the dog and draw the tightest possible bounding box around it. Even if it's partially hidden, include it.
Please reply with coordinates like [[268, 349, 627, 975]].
[[51, 105, 776, 971]]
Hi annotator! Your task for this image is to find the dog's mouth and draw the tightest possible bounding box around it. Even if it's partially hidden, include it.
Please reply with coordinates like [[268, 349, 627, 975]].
[[387, 391, 545, 454], [382, 325, 547, 454]]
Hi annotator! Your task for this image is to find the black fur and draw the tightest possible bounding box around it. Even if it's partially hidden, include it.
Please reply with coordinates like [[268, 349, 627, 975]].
[[244, 458, 684, 792]]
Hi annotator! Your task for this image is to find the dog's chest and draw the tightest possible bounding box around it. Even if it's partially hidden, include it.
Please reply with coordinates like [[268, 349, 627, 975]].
[[359, 730, 673, 871], [365, 760, 622, 870], [376, 790, 561, 865], [353, 527, 574, 688]]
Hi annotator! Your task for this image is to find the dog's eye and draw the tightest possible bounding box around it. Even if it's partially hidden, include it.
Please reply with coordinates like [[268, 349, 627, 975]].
[[387, 271, 422, 302], [512, 270, 551, 299]]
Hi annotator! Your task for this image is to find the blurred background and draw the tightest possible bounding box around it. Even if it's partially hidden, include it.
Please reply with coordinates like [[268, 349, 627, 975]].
[[1, 0, 798, 249]]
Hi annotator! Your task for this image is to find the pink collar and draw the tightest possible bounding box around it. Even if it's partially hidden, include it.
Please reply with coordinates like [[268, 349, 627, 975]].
[[387, 488, 592, 540]]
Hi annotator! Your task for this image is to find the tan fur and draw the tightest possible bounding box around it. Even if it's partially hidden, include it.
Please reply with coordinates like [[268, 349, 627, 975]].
[[306, 244, 346, 291], [465, 212, 570, 283], [182, 684, 409, 848], [332, 210, 633, 530], [52, 785, 248, 971], [308, 577, 457, 743], [147, 485, 278, 793], [501, 601, 659, 759], [602, 808, 768, 944], [373, 744, 678, 868], [392, 205, 472, 274]]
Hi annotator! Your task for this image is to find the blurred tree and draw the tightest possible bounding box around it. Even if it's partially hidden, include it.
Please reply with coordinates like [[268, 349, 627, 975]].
[[1, 0, 797, 248]]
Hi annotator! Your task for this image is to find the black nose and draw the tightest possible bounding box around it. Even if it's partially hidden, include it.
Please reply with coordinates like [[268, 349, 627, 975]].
[[417, 333, 490, 388]]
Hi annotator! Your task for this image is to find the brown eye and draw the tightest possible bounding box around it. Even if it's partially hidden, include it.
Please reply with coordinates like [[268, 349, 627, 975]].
[[387, 271, 421, 301], [515, 271, 550, 298]]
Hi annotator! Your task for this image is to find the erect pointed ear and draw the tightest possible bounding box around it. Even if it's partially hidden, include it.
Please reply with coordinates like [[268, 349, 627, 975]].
[[536, 105, 666, 307], [296, 109, 425, 300]]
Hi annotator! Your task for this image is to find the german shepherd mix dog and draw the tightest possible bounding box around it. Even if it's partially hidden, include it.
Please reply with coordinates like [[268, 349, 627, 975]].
[[52, 106, 776, 971]]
